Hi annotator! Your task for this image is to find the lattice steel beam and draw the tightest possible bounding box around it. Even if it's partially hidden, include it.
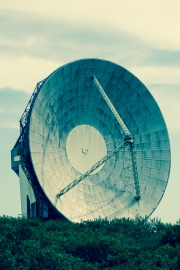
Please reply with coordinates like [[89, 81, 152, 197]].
[[57, 136, 131, 198]]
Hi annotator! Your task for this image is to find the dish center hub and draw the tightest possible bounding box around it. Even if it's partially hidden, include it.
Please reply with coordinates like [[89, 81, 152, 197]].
[[66, 124, 107, 174]]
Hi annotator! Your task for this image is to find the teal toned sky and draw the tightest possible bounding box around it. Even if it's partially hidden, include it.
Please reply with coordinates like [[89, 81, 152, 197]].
[[0, 0, 180, 223]]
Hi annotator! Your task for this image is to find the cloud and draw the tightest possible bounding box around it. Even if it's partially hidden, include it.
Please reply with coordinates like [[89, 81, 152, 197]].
[[0, 10, 146, 64], [0, 89, 29, 131], [160, 97, 180, 132], [1, 6, 180, 95], [1, 0, 180, 52], [1, 51, 180, 95], [129, 66, 180, 85], [0, 56, 62, 93], [147, 85, 180, 133], [1, 8, 180, 94], [147, 50, 180, 67], [0, 122, 19, 129], [0, 88, 30, 107], [112, 1, 180, 52], [0, 108, 6, 114]]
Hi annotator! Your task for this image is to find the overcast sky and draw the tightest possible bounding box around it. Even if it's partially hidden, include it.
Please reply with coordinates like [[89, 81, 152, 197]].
[[0, 0, 180, 223]]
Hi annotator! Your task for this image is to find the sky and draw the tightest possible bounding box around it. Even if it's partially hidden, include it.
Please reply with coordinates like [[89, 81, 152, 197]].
[[0, 0, 180, 223]]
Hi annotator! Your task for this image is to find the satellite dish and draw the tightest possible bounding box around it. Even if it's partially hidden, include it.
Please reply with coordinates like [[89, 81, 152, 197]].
[[12, 59, 171, 222]]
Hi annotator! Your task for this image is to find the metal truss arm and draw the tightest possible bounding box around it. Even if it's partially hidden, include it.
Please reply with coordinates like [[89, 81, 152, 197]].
[[92, 76, 131, 136], [93, 76, 140, 200], [129, 140, 141, 200], [57, 136, 130, 198]]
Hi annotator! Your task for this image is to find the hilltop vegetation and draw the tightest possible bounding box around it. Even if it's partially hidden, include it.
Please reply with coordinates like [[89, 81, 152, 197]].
[[0, 216, 180, 269]]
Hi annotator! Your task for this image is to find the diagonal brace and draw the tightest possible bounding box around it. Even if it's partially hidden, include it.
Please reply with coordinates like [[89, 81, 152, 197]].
[[57, 136, 130, 198]]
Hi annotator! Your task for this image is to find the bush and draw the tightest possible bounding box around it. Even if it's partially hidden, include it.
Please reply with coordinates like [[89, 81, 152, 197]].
[[0, 216, 180, 269]]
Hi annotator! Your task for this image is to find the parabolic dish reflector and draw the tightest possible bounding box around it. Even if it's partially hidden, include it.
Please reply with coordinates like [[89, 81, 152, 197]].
[[28, 58, 170, 222]]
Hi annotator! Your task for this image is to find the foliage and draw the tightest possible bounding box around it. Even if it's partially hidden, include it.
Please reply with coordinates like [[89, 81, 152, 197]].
[[0, 216, 180, 269]]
